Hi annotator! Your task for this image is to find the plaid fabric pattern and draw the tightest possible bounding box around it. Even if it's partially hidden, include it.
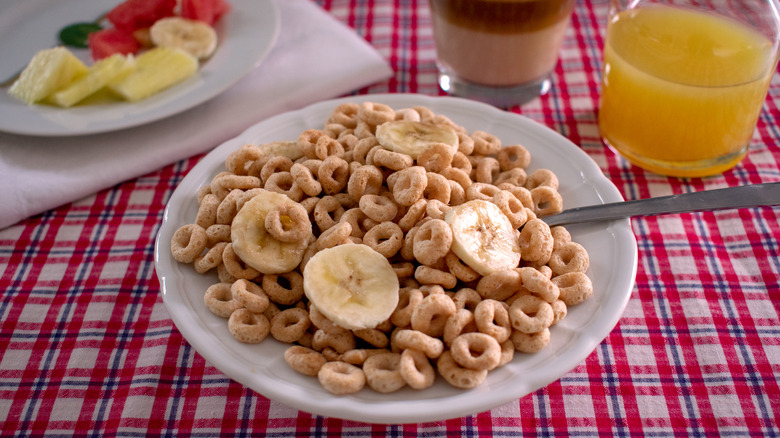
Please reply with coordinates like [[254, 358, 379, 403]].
[[1, 0, 779, 435]]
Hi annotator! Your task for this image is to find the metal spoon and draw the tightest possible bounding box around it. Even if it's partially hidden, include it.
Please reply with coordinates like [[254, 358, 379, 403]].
[[541, 181, 780, 227]]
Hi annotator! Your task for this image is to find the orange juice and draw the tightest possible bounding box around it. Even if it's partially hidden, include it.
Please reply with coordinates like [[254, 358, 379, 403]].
[[598, 5, 777, 177]]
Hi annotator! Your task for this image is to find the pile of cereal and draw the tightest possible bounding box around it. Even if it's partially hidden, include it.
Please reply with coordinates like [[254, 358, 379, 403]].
[[170, 102, 593, 394]]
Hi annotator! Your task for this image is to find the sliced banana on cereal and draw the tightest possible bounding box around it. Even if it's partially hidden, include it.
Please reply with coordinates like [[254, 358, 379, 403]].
[[444, 199, 522, 276], [375, 120, 459, 159], [150, 17, 218, 60], [303, 244, 399, 330], [231, 190, 311, 274], [260, 140, 305, 161]]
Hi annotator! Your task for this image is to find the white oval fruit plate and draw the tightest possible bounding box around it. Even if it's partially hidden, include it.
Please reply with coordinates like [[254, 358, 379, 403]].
[[0, 0, 279, 137], [154, 94, 638, 424]]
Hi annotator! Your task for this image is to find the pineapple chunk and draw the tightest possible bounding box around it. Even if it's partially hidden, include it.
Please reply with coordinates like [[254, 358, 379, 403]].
[[109, 47, 198, 102], [8, 47, 89, 104], [48, 54, 136, 108]]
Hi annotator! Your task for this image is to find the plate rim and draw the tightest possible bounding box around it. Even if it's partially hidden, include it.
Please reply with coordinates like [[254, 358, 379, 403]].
[[154, 93, 638, 423]]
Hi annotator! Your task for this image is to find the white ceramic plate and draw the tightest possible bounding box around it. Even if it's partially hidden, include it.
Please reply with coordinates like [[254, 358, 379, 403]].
[[154, 94, 638, 424], [0, 0, 279, 137]]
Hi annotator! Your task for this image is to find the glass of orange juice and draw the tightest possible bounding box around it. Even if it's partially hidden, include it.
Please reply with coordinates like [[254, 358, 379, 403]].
[[598, 0, 780, 178]]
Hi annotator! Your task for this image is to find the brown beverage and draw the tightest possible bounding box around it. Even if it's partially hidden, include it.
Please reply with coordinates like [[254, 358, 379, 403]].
[[430, 0, 574, 88]]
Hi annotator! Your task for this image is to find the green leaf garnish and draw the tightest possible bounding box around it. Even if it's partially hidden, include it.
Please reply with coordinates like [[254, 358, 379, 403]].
[[59, 22, 103, 48]]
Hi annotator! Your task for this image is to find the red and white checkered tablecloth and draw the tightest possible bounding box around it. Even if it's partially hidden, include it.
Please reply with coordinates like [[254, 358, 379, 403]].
[[1, 0, 779, 435]]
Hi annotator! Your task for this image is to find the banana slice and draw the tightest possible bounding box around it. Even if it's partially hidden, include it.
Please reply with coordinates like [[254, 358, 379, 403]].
[[231, 190, 311, 274], [150, 17, 217, 60], [303, 244, 399, 330], [445, 199, 522, 276], [260, 141, 305, 161], [375, 120, 459, 159]]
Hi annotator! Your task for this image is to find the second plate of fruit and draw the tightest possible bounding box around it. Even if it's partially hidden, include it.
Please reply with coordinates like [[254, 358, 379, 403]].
[[0, 0, 279, 136]]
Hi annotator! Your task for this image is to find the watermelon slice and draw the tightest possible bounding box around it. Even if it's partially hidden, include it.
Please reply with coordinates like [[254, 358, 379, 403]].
[[181, 0, 231, 26], [88, 29, 141, 60], [106, 0, 177, 31]]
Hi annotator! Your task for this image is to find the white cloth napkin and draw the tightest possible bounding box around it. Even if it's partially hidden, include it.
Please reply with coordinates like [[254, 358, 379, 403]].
[[0, 0, 392, 230]]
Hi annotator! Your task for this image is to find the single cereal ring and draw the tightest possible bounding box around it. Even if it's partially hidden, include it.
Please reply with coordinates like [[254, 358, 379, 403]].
[[548, 242, 590, 275], [399, 349, 435, 390], [441, 166, 472, 190], [442, 308, 477, 347], [351, 136, 379, 164], [298, 129, 328, 159], [211, 173, 262, 199], [498, 338, 515, 366], [452, 287, 482, 311], [309, 305, 347, 334], [357, 101, 396, 126], [392, 263, 415, 280], [509, 294, 554, 334], [425, 199, 450, 220], [456, 131, 475, 155], [412, 219, 453, 266], [551, 271, 593, 306], [500, 185, 534, 210], [353, 328, 389, 349], [476, 269, 522, 301], [197, 185, 212, 203], [317, 361, 366, 395], [550, 226, 572, 250], [235, 188, 264, 212], [290, 162, 323, 197], [217, 264, 237, 284], [327, 102, 360, 128], [511, 328, 550, 353], [347, 164, 384, 202], [410, 293, 457, 338], [391, 329, 444, 359], [284, 345, 327, 376], [340, 348, 391, 366], [471, 130, 502, 155], [466, 182, 500, 201], [193, 241, 227, 274], [318, 156, 350, 195], [216, 189, 243, 225], [359, 194, 398, 222], [262, 271, 305, 305], [493, 168, 528, 187], [362, 221, 404, 258], [530, 186, 563, 217], [414, 265, 457, 290], [424, 172, 451, 204], [226, 143, 266, 175], [450, 332, 502, 371], [391, 288, 424, 328], [397, 198, 428, 232], [474, 299, 512, 343], [363, 352, 406, 393], [231, 278, 270, 313], [313, 328, 356, 354], [259, 156, 294, 185], [338, 208, 367, 238], [492, 190, 529, 229], [205, 224, 231, 246], [313, 136, 345, 160], [372, 148, 414, 171], [392, 166, 428, 206], [518, 267, 560, 303], [222, 243, 260, 280], [228, 308, 270, 344], [264, 171, 304, 202], [525, 168, 559, 190], [498, 144, 531, 171], [171, 224, 208, 264], [270, 307, 311, 343], [551, 299, 568, 325], [417, 142, 454, 173], [437, 351, 488, 389], [264, 202, 312, 243], [448, 180, 467, 206], [474, 156, 501, 184], [195, 193, 220, 229], [518, 219, 554, 265], [313, 195, 346, 232], [204, 282, 242, 318], [316, 221, 353, 250]]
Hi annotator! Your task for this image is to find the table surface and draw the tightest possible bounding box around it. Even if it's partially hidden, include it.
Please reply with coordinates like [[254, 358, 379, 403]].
[[2, 0, 779, 436]]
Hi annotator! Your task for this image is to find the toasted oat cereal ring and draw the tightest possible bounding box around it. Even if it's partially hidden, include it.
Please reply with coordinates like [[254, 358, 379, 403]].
[[455, 131, 475, 155], [324, 123, 352, 140], [551, 271, 593, 306], [353, 328, 389, 349], [211, 173, 262, 200], [231, 278, 270, 313], [394, 107, 422, 122], [222, 243, 260, 280], [424, 172, 451, 204], [493, 339, 512, 367], [493, 168, 528, 187], [437, 350, 487, 389], [310, 305, 347, 334], [204, 282, 242, 318], [362, 352, 405, 393], [442, 308, 477, 347], [414, 265, 457, 290], [217, 264, 237, 284], [313, 196, 346, 232], [500, 185, 534, 210], [474, 156, 501, 184], [299, 238, 319, 274], [397, 198, 428, 232], [373, 148, 414, 171], [262, 271, 305, 305], [359, 194, 398, 222], [391, 262, 415, 279], [327, 102, 360, 128], [318, 156, 350, 195], [264, 171, 304, 202], [391, 288, 424, 328], [476, 269, 522, 301], [417, 142, 454, 173], [452, 287, 482, 311], [316, 221, 353, 250], [498, 144, 531, 171], [313, 328, 356, 354], [361, 216, 379, 232], [313, 136, 345, 160], [195, 193, 220, 229], [297, 129, 326, 158], [205, 224, 231, 246], [317, 361, 366, 395], [352, 136, 380, 164], [412, 219, 453, 266], [259, 156, 294, 184], [525, 168, 559, 191], [290, 163, 323, 197], [446, 180, 465, 206], [512, 328, 550, 353], [441, 166, 472, 191], [399, 349, 435, 390], [235, 188, 264, 212], [425, 199, 450, 221], [299, 197, 320, 216], [549, 242, 589, 275], [509, 294, 554, 334], [550, 226, 572, 250], [450, 332, 502, 371], [518, 219, 554, 265], [339, 208, 367, 238], [284, 345, 327, 376], [410, 293, 457, 338], [363, 221, 404, 258], [551, 299, 568, 325], [171, 224, 208, 264], [450, 152, 473, 177], [358, 101, 396, 126], [340, 348, 391, 366], [263, 301, 281, 321], [471, 130, 502, 155], [270, 307, 311, 343], [492, 190, 529, 229], [347, 164, 384, 202], [410, 105, 436, 122], [530, 186, 563, 217], [197, 185, 212, 203], [264, 203, 312, 244], [391, 329, 444, 359], [193, 242, 228, 274], [519, 267, 560, 303], [466, 182, 500, 202], [392, 166, 428, 206], [228, 308, 270, 344], [474, 299, 512, 343], [226, 143, 266, 175]]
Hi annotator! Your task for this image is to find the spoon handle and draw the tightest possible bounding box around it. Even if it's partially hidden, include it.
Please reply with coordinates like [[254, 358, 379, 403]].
[[542, 182, 780, 227]]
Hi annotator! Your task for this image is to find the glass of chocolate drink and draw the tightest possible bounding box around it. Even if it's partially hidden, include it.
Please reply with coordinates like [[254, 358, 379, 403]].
[[428, 0, 575, 107]]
